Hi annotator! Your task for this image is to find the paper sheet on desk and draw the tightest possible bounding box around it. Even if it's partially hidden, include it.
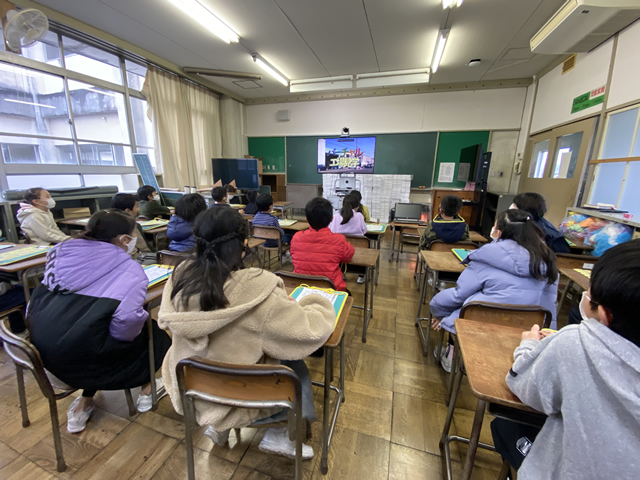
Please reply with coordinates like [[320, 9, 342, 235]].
[[290, 286, 348, 326], [144, 264, 174, 286]]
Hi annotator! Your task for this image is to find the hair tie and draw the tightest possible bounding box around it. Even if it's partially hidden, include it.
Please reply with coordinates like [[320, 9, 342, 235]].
[[195, 232, 244, 258]]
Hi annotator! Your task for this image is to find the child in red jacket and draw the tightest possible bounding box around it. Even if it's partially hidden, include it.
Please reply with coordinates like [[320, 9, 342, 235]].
[[290, 197, 355, 291]]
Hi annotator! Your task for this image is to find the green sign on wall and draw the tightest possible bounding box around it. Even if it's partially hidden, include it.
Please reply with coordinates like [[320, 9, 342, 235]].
[[571, 85, 605, 114]]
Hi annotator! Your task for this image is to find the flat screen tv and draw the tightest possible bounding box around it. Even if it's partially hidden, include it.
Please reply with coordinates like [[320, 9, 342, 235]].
[[211, 158, 260, 189], [317, 137, 376, 174]]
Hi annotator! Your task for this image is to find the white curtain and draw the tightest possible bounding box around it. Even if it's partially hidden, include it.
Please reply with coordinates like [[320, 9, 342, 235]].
[[220, 95, 248, 158], [143, 67, 222, 188]]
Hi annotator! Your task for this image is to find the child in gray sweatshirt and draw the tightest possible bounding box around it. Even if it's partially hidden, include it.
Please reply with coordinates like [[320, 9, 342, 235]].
[[503, 239, 640, 480]]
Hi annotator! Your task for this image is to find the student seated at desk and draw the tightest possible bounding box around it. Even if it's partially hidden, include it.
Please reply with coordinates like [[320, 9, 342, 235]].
[[111, 193, 154, 258], [430, 209, 558, 372], [493, 239, 640, 480], [27, 210, 171, 433], [16, 188, 71, 245], [511, 192, 570, 254], [158, 207, 334, 459], [244, 189, 259, 215], [225, 183, 242, 204], [167, 193, 207, 252], [351, 190, 370, 223], [253, 194, 291, 261], [210, 186, 245, 214], [329, 194, 367, 236], [290, 197, 355, 292], [419, 194, 469, 250], [137, 185, 171, 219]]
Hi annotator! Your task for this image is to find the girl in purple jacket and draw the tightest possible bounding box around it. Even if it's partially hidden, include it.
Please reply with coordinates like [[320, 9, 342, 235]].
[[430, 209, 559, 372], [329, 194, 367, 236], [28, 210, 171, 433]]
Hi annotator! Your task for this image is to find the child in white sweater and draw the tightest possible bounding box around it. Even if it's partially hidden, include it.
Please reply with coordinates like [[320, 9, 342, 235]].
[[16, 188, 70, 245]]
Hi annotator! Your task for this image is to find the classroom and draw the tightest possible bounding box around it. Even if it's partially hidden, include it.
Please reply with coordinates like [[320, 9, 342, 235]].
[[0, 1, 639, 479]]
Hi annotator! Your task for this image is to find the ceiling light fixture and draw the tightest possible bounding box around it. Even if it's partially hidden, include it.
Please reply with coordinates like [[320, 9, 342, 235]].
[[5, 98, 55, 109], [184, 67, 261, 80], [252, 55, 288, 86], [355, 68, 430, 88], [431, 29, 450, 74], [467, 59, 481, 67], [167, 0, 239, 43], [290, 75, 353, 93], [442, 0, 463, 8]]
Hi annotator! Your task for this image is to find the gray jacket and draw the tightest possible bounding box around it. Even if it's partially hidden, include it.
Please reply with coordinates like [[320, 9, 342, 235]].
[[507, 318, 640, 480]]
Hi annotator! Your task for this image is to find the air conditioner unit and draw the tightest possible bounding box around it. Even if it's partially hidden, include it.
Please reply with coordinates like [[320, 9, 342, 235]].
[[531, 0, 640, 54]]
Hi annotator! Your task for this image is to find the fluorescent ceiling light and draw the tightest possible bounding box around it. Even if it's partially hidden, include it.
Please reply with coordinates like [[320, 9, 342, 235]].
[[167, 0, 239, 43], [5, 98, 55, 109], [290, 75, 353, 93], [442, 0, 463, 8], [431, 29, 450, 73], [252, 56, 288, 86], [355, 68, 430, 88]]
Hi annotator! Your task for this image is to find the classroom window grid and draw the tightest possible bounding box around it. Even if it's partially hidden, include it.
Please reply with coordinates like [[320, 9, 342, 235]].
[[0, 21, 155, 193]]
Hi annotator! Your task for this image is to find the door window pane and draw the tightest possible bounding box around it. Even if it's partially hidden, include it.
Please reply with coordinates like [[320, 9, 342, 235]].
[[62, 36, 122, 85], [7, 174, 82, 190], [68, 80, 130, 144], [0, 64, 73, 138], [601, 108, 639, 159], [0, 135, 77, 165], [552, 132, 583, 179], [618, 162, 640, 216], [589, 162, 627, 206], [528, 139, 550, 178], [125, 60, 146, 91], [130, 97, 153, 148], [78, 143, 132, 167]]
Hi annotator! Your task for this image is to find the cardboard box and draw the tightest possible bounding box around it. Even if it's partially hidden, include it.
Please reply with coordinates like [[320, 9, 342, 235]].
[[63, 207, 91, 219]]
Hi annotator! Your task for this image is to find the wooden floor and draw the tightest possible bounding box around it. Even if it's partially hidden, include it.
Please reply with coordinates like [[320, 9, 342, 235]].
[[0, 232, 506, 480]]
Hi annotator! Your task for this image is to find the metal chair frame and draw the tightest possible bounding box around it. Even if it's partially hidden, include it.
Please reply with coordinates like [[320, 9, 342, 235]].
[[252, 225, 288, 270], [274, 271, 336, 290]]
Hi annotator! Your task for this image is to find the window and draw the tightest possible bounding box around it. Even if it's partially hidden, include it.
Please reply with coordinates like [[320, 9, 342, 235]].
[[62, 36, 123, 85], [7, 174, 82, 190], [125, 60, 146, 91], [551, 132, 583, 179], [77, 143, 131, 167], [2, 143, 38, 164], [130, 97, 153, 147], [528, 139, 550, 178], [1, 135, 77, 165]]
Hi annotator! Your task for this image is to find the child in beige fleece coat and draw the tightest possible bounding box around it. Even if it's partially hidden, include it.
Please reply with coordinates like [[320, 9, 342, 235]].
[[159, 207, 335, 460]]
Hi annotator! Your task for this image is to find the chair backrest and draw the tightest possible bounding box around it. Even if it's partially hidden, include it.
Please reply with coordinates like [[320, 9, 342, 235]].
[[274, 271, 336, 290], [0, 319, 57, 398], [460, 301, 553, 329], [159, 250, 190, 267], [252, 225, 281, 241], [430, 240, 478, 252], [343, 234, 370, 249], [176, 356, 301, 408], [556, 253, 598, 270], [21, 231, 33, 244]]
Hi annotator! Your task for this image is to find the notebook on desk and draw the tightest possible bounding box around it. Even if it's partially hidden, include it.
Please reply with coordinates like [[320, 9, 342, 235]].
[[452, 249, 473, 262], [139, 219, 170, 231], [574, 268, 592, 279], [279, 219, 297, 227], [0, 245, 51, 266], [289, 285, 348, 326], [143, 264, 174, 287], [366, 224, 387, 233]]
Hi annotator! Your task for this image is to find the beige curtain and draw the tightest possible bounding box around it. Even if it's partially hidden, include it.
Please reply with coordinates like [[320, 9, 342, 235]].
[[143, 67, 222, 188], [220, 95, 248, 158]]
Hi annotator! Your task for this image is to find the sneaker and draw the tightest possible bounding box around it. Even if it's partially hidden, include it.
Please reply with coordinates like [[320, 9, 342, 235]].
[[440, 344, 454, 373], [136, 377, 168, 413], [357, 275, 366, 284], [282, 251, 292, 264], [204, 426, 230, 446], [258, 427, 314, 460], [67, 397, 94, 433]]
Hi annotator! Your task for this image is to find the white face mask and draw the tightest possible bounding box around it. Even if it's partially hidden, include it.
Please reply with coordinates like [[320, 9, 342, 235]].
[[153, 194, 160, 202], [579, 291, 594, 322], [490, 226, 500, 240], [123, 235, 137, 254], [39, 198, 56, 209], [509, 203, 518, 210]]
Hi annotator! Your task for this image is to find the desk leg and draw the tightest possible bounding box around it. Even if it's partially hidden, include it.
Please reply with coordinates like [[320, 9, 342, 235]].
[[146, 315, 158, 411], [320, 347, 334, 475], [362, 265, 374, 343], [340, 339, 345, 404], [388, 226, 397, 262], [440, 360, 464, 480], [461, 400, 487, 480], [415, 263, 431, 356], [557, 279, 573, 316]]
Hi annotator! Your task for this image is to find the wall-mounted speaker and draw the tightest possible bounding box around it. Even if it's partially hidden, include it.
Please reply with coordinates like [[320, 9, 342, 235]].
[[276, 110, 290, 122]]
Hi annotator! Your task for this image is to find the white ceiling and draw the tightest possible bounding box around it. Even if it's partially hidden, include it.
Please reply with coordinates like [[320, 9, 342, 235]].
[[34, 0, 567, 99]]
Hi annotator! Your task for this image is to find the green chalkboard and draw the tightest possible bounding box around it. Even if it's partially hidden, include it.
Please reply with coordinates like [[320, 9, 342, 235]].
[[285, 132, 437, 187], [248, 137, 285, 173], [433, 131, 490, 189]]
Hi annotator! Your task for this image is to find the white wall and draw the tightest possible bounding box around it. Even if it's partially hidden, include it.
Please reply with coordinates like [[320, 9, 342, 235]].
[[530, 39, 613, 134], [608, 21, 640, 110], [246, 87, 528, 137]]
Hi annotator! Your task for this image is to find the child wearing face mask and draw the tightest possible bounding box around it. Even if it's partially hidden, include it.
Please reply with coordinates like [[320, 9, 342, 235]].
[[27, 210, 171, 434], [16, 188, 71, 245], [137, 185, 171, 219]]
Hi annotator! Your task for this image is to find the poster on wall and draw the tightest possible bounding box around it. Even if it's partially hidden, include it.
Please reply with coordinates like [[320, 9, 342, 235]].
[[438, 162, 455, 183], [457, 163, 471, 182], [571, 86, 605, 114]]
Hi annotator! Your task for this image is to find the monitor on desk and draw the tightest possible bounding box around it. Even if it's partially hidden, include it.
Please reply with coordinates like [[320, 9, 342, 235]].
[[394, 203, 423, 221], [211, 158, 260, 189]]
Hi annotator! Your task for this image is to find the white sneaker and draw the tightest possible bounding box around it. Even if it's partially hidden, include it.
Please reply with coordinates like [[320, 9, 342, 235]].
[[67, 396, 94, 433], [204, 425, 230, 446], [440, 344, 454, 373], [357, 275, 366, 284], [282, 251, 292, 264], [258, 427, 314, 460], [136, 377, 168, 413]]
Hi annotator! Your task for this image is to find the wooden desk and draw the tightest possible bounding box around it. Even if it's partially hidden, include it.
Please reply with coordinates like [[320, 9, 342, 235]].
[[348, 248, 380, 343], [56, 216, 90, 228], [143, 281, 167, 411], [285, 286, 352, 474], [557, 267, 591, 316], [415, 227, 488, 245], [388, 221, 427, 262], [364, 226, 386, 286], [567, 238, 595, 253], [281, 221, 310, 232], [441, 319, 543, 480], [0, 244, 49, 301], [415, 250, 466, 357], [273, 201, 294, 219]]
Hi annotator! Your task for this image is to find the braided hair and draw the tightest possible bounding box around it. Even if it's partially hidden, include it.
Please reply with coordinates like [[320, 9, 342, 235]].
[[170, 207, 249, 311]]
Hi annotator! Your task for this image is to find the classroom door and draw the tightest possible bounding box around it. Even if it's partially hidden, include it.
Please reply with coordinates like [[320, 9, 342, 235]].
[[519, 117, 597, 226]]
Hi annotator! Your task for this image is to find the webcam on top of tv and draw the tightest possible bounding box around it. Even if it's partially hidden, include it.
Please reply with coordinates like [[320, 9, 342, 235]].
[[340, 127, 350, 138]]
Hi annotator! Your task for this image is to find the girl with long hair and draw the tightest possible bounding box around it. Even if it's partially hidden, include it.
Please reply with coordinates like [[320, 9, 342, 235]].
[[329, 194, 367, 236]]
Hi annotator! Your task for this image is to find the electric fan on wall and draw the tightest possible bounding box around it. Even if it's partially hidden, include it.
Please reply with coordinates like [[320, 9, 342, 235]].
[[3, 8, 49, 52]]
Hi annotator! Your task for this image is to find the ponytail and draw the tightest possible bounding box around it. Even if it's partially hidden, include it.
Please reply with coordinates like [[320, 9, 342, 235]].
[[496, 209, 558, 284], [340, 194, 358, 225]]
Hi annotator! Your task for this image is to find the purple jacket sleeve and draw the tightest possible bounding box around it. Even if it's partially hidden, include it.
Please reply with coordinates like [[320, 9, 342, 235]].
[[429, 261, 483, 324], [109, 273, 149, 341], [356, 213, 367, 235]]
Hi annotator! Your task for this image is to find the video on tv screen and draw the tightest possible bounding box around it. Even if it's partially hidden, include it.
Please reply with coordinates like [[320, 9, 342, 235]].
[[317, 137, 376, 174]]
